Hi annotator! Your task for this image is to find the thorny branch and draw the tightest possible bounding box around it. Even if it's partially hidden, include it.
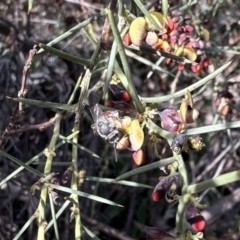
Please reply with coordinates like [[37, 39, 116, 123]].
[[0, 45, 40, 148], [0, 116, 57, 137]]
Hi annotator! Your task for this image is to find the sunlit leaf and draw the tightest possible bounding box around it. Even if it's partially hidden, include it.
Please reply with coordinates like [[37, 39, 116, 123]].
[[129, 17, 147, 46], [161, 40, 171, 52], [145, 11, 167, 34], [174, 46, 184, 56], [201, 28, 210, 41], [121, 116, 132, 131], [129, 120, 144, 151], [183, 47, 197, 61], [179, 100, 188, 123]]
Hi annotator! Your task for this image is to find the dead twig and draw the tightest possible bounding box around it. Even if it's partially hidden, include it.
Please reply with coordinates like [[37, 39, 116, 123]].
[[81, 213, 135, 240], [0, 117, 57, 137], [0, 45, 38, 147]]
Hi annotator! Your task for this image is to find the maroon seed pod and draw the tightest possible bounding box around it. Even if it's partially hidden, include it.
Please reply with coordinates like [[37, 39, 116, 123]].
[[188, 215, 206, 232], [151, 189, 165, 202], [120, 91, 131, 102]]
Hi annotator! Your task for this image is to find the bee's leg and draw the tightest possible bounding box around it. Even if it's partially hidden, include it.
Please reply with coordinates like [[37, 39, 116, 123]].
[[91, 124, 98, 135], [113, 140, 118, 162]]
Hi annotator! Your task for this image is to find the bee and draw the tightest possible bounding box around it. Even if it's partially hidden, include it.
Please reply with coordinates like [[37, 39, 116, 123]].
[[88, 92, 121, 158], [88, 91, 144, 161]]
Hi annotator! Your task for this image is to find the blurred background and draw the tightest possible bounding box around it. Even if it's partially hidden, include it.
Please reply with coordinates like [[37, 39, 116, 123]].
[[0, 0, 240, 239]]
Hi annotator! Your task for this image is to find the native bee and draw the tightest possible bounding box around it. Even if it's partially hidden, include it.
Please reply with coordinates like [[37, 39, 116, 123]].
[[88, 91, 144, 161], [88, 91, 120, 146]]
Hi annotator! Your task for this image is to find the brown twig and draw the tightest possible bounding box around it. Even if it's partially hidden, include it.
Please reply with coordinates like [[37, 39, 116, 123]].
[[0, 45, 38, 147], [81, 213, 135, 240], [18, 44, 38, 107], [0, 117, 57, 137]]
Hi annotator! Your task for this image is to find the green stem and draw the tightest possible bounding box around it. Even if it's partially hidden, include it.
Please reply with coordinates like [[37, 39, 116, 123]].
[[38, 43, 91, 67], [187, 169, 240, 194], [0, 131, 79, 187], [107, 7, 144, 113], [37, 11, 106, 54], [127, 45, 187, 63], [184, 120, 240, 135], [71, 126, 81, 240], [146, 119, 174, 141], [71, 70, 91, 239], [114, 156, 176, 181], [175, 154, 189, 193], [37, 113, 62, 240], [176, 193, 191, 239], [140, 61, 232, 103]]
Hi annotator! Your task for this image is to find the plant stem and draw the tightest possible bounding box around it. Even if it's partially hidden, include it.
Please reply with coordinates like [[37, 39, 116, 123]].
[[140, 61, 232, 103], [37, 10, 106, 54], [176, 193, 191, 239], [71, 70, 91, 239], [107, 7, 144, 113], [187, 169, 240, 194], [37, 113, 62, 240], [38, 43, 91, 67]]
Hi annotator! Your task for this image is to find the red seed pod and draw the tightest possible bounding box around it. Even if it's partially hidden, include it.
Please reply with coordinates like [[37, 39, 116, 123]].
[[132, 148, 145, 165], [107, 100, 115, 108], [178, 63, 185, 71], [152, 173, 181, 203], [201, 58, 210, 68], [191, 63, 201, 73], [166, 18, 175, 33], [170, 35, 177, 44], [120, 91, 131, 102], [178, 33, 187, 45], [151, 189, 165, 202], [165, 58, 172, 65], [185, 24, 194, 32], [188, 215, 206, 232], [123, 32, 132, 46]]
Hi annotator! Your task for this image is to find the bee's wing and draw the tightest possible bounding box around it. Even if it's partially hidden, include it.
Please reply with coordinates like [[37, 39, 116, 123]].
[[90, 104, 104, 123], [88, 91, 103, 123]]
